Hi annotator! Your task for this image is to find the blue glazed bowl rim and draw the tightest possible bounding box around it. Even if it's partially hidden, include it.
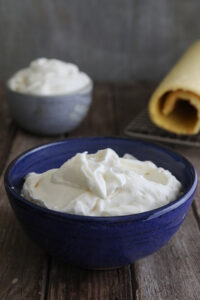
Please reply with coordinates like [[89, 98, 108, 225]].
[[4, 137, 198, 223]]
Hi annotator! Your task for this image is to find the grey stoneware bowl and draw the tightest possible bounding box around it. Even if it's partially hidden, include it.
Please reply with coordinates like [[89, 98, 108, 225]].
[[6, 80, 93, 135]]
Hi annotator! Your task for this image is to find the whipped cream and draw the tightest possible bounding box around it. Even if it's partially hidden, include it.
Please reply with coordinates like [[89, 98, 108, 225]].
[[8, 58, 91, 95], [22, 148, 182, 216]]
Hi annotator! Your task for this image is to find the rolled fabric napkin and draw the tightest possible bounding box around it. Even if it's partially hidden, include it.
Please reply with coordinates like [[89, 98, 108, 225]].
[[149, 41, 200, 135]]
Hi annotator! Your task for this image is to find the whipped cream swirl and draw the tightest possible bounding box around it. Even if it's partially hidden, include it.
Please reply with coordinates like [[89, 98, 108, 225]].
[[8, 58, 91, 95], [22, 148, 182, 216]]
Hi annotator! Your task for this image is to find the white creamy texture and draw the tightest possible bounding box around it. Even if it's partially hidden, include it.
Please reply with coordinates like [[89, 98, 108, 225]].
[[22, 148, 182, 216], [8, 58, 91, 95]]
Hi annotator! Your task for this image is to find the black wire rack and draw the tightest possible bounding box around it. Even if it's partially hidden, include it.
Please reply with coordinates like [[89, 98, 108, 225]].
[[124, 109, 200, 147]]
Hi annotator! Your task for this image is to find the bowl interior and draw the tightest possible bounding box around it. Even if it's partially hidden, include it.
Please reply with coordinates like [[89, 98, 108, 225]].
[[7, 138, 195, 200]]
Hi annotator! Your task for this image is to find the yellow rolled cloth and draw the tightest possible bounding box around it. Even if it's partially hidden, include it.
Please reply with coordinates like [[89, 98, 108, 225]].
[[149, 41, 200, 135]]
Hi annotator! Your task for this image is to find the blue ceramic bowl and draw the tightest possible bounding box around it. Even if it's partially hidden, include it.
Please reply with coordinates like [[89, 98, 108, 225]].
[[4, 137, 198, 269], [6, 81, 93, 135]]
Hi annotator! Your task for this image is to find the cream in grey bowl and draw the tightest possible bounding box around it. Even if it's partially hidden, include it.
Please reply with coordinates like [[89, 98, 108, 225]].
[[6, 58, 93, 135]]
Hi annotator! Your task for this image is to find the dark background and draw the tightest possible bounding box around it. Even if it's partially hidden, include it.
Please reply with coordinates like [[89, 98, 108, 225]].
[[1, 0, 199, 81]]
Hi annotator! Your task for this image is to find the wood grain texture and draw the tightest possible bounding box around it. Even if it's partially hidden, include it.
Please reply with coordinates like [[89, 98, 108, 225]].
[[0, 84, 15, 172], [113, 82, 200, 300], [174, 146, 200, 239], [113, 81, 157, 133], [135, 209, 200, 300], [47, 83, 134, 300], [0, 132, 55, 300], [1, 0, 200, 81], [48, 263, 133, 300], [71, 83, 116, 137], [1, 82, 200, 300]]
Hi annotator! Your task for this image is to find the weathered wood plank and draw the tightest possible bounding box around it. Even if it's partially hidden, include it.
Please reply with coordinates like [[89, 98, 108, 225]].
[[113, 81, 157, 133], [113, 82, 200, 300], [48, 263, 133, 300], [72, 83, 116, 136], [174, 147, 200, 221], [2, 82, 200, 300], [47, 83, 134, 300], [0, 85, 16, 173], [135, 209, 200, 300], [0, 131, 55, 300]]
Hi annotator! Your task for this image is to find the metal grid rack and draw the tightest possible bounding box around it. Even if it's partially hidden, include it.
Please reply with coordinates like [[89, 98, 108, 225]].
[[125, 109, 200, 147]]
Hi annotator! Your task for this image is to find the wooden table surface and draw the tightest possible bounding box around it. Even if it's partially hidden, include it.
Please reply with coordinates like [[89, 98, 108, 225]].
[[0, 82, 200, 300]]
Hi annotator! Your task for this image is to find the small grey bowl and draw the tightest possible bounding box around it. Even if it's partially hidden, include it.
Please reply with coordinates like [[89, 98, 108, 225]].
[[6, 80, 93, 135]]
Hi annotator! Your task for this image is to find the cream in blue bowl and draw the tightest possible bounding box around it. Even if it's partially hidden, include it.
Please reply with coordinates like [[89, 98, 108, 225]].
[[4, 138, 198, 269], [6, 58, 93, 135]]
